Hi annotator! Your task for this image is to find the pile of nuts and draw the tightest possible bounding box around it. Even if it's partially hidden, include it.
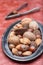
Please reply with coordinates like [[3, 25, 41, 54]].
[[8, 18, 42, 56]]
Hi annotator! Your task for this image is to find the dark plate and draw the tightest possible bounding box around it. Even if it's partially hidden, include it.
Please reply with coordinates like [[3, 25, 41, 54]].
[[2, 20, 43, 61]]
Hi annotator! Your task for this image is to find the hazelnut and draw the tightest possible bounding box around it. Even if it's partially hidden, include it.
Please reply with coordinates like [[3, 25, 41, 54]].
[[36, 35, 41, 39], [29, 21, 39, 30], [8, 35, 20, 45], [20, 38, 31, 45], [35, 38, 42, 46], [23, 31, 36, 41], [9, 44, 15, 49], [29, 46, 36, 52], [33, 30, 41, 35], [16, 44, 22, 50], [22, 51, 32, 56], [12, 48, 18, 55]]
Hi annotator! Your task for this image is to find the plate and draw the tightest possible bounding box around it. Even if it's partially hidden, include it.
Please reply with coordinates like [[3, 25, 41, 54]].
[[2, 20, 43, 61]]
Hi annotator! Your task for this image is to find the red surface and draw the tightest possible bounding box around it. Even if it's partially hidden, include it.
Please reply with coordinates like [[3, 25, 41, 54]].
[[0, 0, 43, 65]]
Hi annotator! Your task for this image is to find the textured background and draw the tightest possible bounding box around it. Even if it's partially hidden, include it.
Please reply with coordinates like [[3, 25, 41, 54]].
[[0, 0, 43, 65]]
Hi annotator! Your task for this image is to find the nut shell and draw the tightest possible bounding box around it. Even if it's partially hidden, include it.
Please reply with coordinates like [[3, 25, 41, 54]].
[[12, 48, 18, 55], [20, 38, 31, 45], [8, 31, 15, 37], [18, 51, 22, 56], [22, 51, 32, 56], [16, 44, 29, 51], [8, 17, 42, 57], [29, 21, 39, 30], [8, 35, 20, 45], [30, 41, 37, 47], [29, 46, 36, 52], [21, 18, 32, 25], [23, 31, 36, 40], [35, 38, 42, 46], [9, 44, 15, 49], [33, 30, 41, 35], [16, 44, 22, 50], [17, 35, 22, 38], [16, 23, 23, 28]]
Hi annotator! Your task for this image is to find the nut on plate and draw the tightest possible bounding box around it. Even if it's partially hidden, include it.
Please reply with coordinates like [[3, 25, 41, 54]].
[[30, 41, 37, 47], [9, 44, 15, 49], [22, 51, 32, 56], [13, 25, 18, 30], [29, 45, 36, 52], [8, 31, 15, 37], [21, 18, 32, 25], [16, 23, 23, 28], [20, 37, 31, 45], [17, 35, 22, 38], [12, 48, 18, 55], [28, 28, 33, 32], [36, 35, 41, 39], [33, 29, 41, 35], [29, 21, 39, 30], [16, 44, 29, 51], [21, 18, 32, 28], [8, 17, 42, 57], [18, 51, 22, 56], [8, 35, 20, 45], [23, 31, 36, 41], [35, 38, 42, 46]]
